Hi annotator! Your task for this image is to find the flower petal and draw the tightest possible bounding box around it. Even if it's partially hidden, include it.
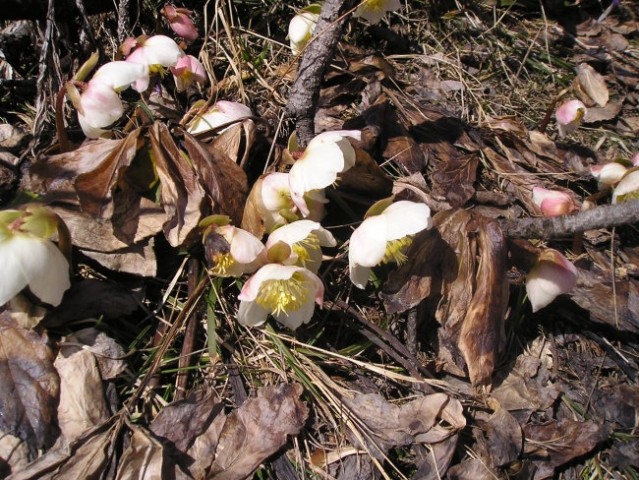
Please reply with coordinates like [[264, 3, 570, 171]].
[[349, 214, 388, 269], [91, 61, 149, 91], [237, 300, 270, 327], [526, 249, 578, 312], [26, 241, 70, 306], [381, 201, 432, 240]]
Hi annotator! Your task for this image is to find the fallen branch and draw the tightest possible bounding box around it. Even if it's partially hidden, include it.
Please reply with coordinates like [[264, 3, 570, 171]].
[[502, 199, 639, 239], [286, 0, 357, 147]]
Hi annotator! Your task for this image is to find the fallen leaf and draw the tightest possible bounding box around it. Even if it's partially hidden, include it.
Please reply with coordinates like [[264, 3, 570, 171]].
[[115, 426, 165, 480], [0, 432, 30, 476], [0, 311, 59, 453], [576, 63, 609, 107], [340, 146, 393, 197], [207, 383, 308, 480]]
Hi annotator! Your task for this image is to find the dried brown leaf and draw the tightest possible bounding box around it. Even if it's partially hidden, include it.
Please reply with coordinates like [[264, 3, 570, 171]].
[[115, 426, 165, 480], [61, 328, 126, 380], [0, 432, 30, 476], [340, 146, 392, 197], [207, 383, 308, 480], [430, 152, 478, 207], [82, 242, 157, 277], [478, 407, 522, 468], [0, 311, 59, 452], [583, 99, 623, 123], [207, 120, 256, 166], [75, 128, 142, 218], [576, 63, 609, 107], [182, 131, 249, 227], [150, 122, 206, 247]]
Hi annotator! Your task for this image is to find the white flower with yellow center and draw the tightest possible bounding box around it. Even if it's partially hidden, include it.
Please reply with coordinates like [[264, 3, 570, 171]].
[[289, 11, 319, 54], [288, 130, 361, 216], [266, 220, 336, 274], [0, 206, 71, 306], [204, 222, 265, 278], [354, 0, 402, 25], [348, 200, 432, 289], [237, 264, 324, 330], [187, 100, 253, 135]]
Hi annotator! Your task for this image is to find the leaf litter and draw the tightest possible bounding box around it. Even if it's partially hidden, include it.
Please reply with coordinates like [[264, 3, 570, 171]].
[[0, 1, 639, 479]]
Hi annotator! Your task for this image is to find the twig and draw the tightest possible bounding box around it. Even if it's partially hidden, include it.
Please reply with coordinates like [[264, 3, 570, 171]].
[[286, 0, 357, 147], [502, 199, 639, 239]]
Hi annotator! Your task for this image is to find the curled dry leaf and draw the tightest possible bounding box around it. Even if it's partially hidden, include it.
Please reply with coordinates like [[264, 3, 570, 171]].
[[339, 145, 393, 197], [576, 63, 609, 107], [0, 311, 59, 453], [207, 383, 308, 480], [115, 425, 165, 480]]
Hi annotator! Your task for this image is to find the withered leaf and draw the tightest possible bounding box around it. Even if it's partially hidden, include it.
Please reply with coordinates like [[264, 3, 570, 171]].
[[182, 131, 249, 227], [340, 146, 392, 197], [0, 311, 59, 452], [478, 407, 522, 468], [82, 242, 157, 277], [576, 63, 609, 107], [115, 426, 165, 480], [0, 431, 30, 476], [150, 122, 206, 247], [75, 128, 143, 219], [583, 99, 623, 124], [207, 120, 256, 167], [430, 152, 478, 207], [207, 383, 308, 480]]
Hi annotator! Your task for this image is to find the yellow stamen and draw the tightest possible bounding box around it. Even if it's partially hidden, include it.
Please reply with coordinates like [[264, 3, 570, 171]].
[[256, 272, 312, 316], [209, 252, 235, 276], [382, 235, 413, 265], [292, 233, 320, 267]]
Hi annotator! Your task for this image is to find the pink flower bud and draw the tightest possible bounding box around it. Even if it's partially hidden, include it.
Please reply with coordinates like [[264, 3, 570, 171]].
[[531, 187, 575, 217], [555, 99, 586, 138], [161, 5, 198, 41], [170, 55, 207, 91]]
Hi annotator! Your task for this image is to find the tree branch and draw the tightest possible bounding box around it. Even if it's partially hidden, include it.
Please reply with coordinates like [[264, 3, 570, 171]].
[[502, 199, 639, 239], [286, 0, 357, 147]]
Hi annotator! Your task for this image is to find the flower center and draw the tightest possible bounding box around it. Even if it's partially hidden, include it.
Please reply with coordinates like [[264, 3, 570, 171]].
[[291, 233, 320, 267], [255, 272, 312, 316], [209, 252, 235, 276], [382, 235, 413, 265]]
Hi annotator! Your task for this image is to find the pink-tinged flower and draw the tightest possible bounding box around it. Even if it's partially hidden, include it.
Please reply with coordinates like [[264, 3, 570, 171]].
[[349, 200, 432, 289], [203, 222, 266, 277], [266, 220, 336, 273], [170, 55, 207, 92], [289, 130, 361, 216], [526, 249, 578, 312], [246, 172, 327, 234], [187, 100, 253, 134], [631, 152, 639, 167], [531, 187, 575, 217], [0, 206, 70, 306], [555, 99, 586, 138], [161, 5, 198, 41], [354, 0, 402, 24], [289, 11, 319, 54], [237, 264, 324, 330], [70, 61, 148, 138], [590, 162, 628, 186], [125, 35, 184, 91], [612, 168, 639, 204]]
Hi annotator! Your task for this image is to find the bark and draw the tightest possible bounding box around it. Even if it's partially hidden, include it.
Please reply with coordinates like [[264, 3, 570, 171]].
[[502, 199, 639, 239], [286, 0, 357, 147], [0, 0, 115, 20]]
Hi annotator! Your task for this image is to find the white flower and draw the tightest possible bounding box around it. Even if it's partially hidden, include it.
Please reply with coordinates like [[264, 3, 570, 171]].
[[289, 11, 319, 54], [0, 207, 70, 306], [237, 264, 324, 330], [170, 55, 207, 92], [246, 172, 327, 233], [590, 162, 628, 186], [555, 99, 586, 138], [204, 223, 265, 277], [289, 130, 361, 216], [526, 249, 578, 312], [266, 220, 336, 273], [349, 200, 432, 289], [125, 35, 185, 91], [187, 100, 253, 135], [612, 167, 639, 204], [354, 0, 402, 24]]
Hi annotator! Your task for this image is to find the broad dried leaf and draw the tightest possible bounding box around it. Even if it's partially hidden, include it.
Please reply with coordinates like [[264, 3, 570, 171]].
[[0, 124, 28, 151], [75, 128, 142, 218], [82, 242, 157, 277], [115, 426, 165, 480], [0, 432, 30, 476], [430, 152, 478, 207], [523, 419, 610, 479], [583, 99, 623, 123], [208, 120, 256, 166], [576, 63, 609, 107], [0, 311, 59, 452], [150, 122, 206, 247], [207, 383, 308, 480], [182, 131, 249, 227], [54, 348, 110, 443], [478, 407, 522, 468], [340, 146, 392, 196], [61, 328, 126, 380]]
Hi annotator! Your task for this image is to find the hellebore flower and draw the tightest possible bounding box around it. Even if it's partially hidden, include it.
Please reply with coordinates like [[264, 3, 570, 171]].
[[266, 220, 336, 273], [244, 172, 327, 234], [170, 55, 207, 92], [531, 187, 575, 217], [631, 152, 639, 167], [354, 0, 402, 24], [555, 99, 586, 138], [289, 130, 361, 216], [237, 264, 324, 330], [201, 216, 265, 277], [125, 35, 185, 91], [69, 61, 148, 138], [161, 5, 198, 41], [349, 200, 432, 289], [612, 168, 639, 204], [526, 249, 578, 312], [590, 162, 628, 186], [187, 100, 253, 135], [0, 206, 70, 306], [289, 11, 319, 54]]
